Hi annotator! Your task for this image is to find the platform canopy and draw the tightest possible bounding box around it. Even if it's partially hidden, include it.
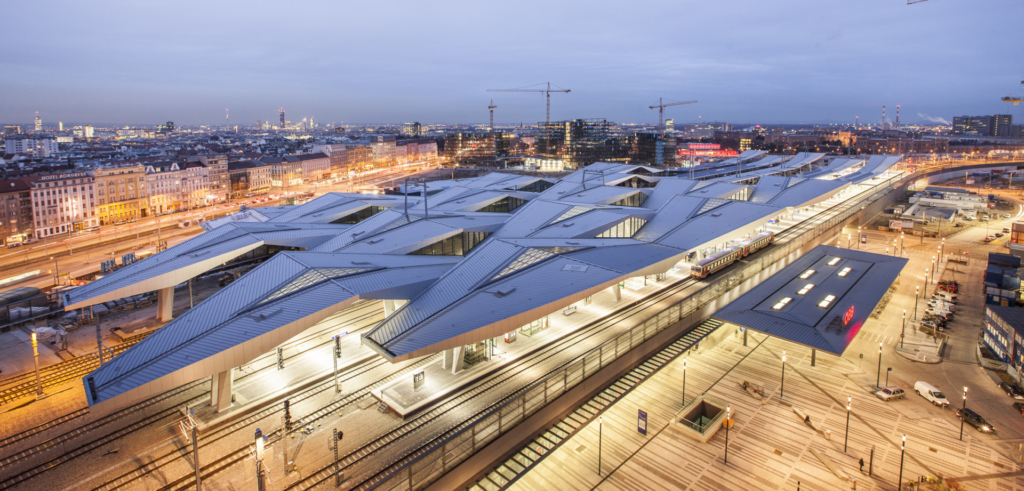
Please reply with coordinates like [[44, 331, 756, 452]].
[[76, 156, 903, 407], [711, 245, 908, 356]]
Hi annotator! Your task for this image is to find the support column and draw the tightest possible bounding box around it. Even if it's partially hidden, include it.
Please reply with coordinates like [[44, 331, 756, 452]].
[[451, 346, 465, 374], [442, 349, 454, 370], [209, 375, 219, 407], [743, 329, 748, 347], [216, 369, 233, 413], [811, 349, 817, 367], [383, 300, 396, 317], [157, 286, 174, 322], [610, 285, 622, 302]]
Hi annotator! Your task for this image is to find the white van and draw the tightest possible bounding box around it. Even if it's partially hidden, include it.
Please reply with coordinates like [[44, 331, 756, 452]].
[[933, 292, 958, 304], [927, 299, 956, 312], [914, 381, 949, 407]]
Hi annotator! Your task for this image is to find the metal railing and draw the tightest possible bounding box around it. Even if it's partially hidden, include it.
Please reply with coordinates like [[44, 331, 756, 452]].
[[365, 171, 916, 491]]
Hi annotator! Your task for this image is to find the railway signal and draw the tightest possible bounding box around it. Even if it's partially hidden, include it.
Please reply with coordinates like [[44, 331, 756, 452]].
[[331, 429, 344, 486]]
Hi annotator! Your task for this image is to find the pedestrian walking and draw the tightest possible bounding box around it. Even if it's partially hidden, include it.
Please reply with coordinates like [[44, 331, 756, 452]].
[[859, 458, 865, 472]]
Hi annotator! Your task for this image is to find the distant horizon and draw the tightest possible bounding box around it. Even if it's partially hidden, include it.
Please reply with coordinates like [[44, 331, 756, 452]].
[[3, 119, 956, 129], [1, 1, 1019, 126]]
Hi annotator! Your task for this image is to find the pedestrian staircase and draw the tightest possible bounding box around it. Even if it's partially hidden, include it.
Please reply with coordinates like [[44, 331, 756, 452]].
[[466, 318, 724, 491]]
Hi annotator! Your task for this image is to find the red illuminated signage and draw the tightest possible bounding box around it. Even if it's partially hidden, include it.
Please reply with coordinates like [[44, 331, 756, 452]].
[[843, 305, 855, 326]]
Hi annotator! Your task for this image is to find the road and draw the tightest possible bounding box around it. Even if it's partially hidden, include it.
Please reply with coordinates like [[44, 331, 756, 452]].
[[842, 190, 1024, 469]]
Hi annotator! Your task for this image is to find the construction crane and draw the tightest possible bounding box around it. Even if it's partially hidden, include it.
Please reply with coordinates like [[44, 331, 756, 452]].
[[487, 82, 570, 124], [907, 0, 929, 4], [488, 100, 497, 132], [1003, 79, 1024, 106], [649, 98, 697, 135]]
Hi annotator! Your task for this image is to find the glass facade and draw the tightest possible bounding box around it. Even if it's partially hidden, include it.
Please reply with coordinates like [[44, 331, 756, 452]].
[[409, 231, 491, 256], [477, 196, 526, 213], [333, 205, 387, 224], [596, 217, 647, 238], [534, 119, 625, 169], [514, 179, 555, 193], [611, 192, 648, 207]]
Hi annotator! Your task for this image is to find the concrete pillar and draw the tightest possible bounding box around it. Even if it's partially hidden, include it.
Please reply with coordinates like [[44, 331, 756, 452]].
[[610, 285, 622, 302], [743, 329, 748, 347], [451, 346, 465, 374], [209, 375, 219, 407], [811, 349, 817, 367], [442, 348, 454, 370], [383, 299, 396, 317], [216, 369, 233, 413], [157, 286, 174, 322]]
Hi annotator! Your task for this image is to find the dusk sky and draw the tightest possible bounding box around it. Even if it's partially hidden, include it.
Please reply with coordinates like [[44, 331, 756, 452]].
[[3, 0, 1022, 126]]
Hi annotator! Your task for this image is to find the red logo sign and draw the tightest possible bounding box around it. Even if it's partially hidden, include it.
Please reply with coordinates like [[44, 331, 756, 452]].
[[843, 305, 855, 326]]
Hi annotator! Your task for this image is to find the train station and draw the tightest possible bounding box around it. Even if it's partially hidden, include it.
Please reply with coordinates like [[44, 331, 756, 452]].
[[62, 153, 904, 418]]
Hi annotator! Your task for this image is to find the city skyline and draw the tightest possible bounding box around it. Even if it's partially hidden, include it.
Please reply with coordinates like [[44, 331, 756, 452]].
[[1, 1, 1021, 126]]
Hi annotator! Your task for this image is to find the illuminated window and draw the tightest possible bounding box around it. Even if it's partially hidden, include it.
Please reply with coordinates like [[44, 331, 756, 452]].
[[837, 267, 852, 277], [819, 294, 836, 308], [799, 269, 815, 279], [772, 297, 792, 310], [797, 284, 814, 295], [827, 257, 841, 266]]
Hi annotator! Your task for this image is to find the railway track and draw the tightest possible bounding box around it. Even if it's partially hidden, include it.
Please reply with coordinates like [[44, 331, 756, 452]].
[[3, 171, 902, 491], [0, 331, 152, 407], [291, 177, 898, 491], [0, 303, 384, 490]]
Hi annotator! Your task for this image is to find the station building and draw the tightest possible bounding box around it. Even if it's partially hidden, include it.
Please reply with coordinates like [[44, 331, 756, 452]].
[[65, 154, 904, 412]]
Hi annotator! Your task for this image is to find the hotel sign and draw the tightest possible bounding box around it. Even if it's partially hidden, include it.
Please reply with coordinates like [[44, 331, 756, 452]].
[[843, 305, 855, 326]]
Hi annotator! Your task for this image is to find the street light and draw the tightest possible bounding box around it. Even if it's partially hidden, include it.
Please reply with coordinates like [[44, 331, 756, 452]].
[[31, 329, 44, 399], [876, 342, 883, 388], [682, 357, 687, 406], [960, 387, 967, 441], [724, 406, 731, 464], [781, 351, 786, 398], [901, 310, 906, 348], [844, 396, 851, 452], [898, 434, 906, 487]]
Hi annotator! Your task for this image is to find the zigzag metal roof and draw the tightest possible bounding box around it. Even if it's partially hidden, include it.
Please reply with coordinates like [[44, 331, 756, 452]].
[[77, 158, 902, 407]]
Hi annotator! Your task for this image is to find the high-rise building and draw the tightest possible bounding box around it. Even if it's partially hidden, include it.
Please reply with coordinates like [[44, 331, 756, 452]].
[[4, 126, 21, 136], [444, 132, 511, 164], [403, 122, 422, 137], [5, 135, 58, 157], [279, 108, 286, 129], [84, 125, 94, 138], [533, 119, 621, 170], [631, 132, 677, 166], [665, 119, 674, 133], [34, 112, 41, 132], [952, 115, 1012, 136], [58, 122, 63, 132]]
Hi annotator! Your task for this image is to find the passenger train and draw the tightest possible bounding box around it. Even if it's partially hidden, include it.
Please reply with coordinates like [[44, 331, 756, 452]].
[[689, 231, 774, 279]]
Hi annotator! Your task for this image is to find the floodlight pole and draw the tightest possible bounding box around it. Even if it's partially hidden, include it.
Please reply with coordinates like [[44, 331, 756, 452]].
[[780, 351, 786, 398], [901, 310, 906, 348], [724, 406, 731, 464], [681, 357, 687, 406], [960, 387, 967, 440], [876, 342, 882, 388], [844, 397, 851, 453]]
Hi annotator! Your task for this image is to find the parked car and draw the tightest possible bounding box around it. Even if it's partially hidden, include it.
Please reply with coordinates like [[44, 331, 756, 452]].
[[915, 381, 949, 407], [1013, 402, 1024, 415], [999, 382, 1024, 399], [875, 386, 906, 401], [986, 236, 995, 242], [996, 233, 1004, 238], [956, 408, 994, 433], [1005, 213, 1012, 218], [6, 242, 21, 248], [1004, 228, 1011, 233]]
